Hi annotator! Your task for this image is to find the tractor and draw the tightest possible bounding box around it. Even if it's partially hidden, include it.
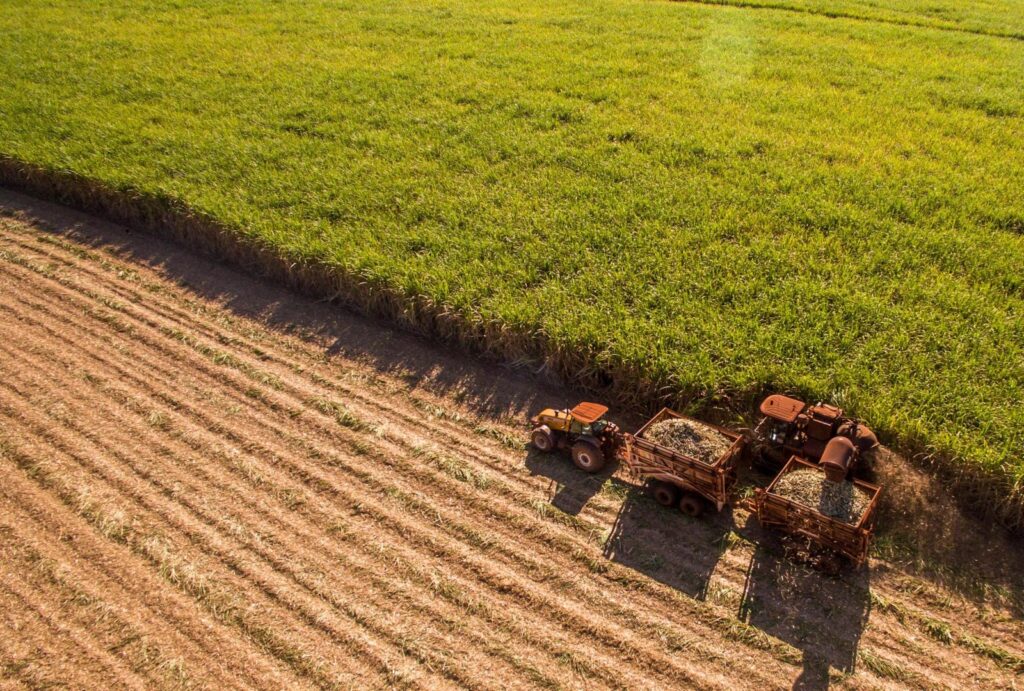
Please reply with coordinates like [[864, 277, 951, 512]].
[[529, 402, 621, 473], [751, 394, 879, 478]]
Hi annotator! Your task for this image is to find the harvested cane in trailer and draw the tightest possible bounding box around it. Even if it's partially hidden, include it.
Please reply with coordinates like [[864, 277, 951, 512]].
[[773, 468, 872, 524], [643, 418, 733, 464]]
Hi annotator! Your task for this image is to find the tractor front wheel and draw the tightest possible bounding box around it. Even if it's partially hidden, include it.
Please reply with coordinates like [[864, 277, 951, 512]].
[[531, 426, 554, 452], [571, 441, 605, 473]]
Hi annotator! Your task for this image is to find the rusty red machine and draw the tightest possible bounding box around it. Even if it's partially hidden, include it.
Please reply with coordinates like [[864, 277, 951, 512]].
[[530, 396, 883, 570], [751, 456, 881, 570], [752, 395, 879, 480]]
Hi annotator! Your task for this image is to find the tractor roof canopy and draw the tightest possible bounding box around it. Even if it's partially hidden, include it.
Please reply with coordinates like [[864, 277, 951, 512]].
[[759, 395, 805, 423], [571, 402, 608, 424]]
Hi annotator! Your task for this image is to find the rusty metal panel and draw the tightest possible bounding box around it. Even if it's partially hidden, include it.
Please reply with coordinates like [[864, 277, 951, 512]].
[[759, 395, 805, 423], [809, 403, 843, 423]]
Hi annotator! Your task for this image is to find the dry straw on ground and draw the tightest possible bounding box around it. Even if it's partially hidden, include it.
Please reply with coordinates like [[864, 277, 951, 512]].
[[643, 418, 733, 464]]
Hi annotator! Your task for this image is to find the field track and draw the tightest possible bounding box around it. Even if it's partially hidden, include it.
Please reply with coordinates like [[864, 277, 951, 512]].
[[1, 190, 1022, 690]]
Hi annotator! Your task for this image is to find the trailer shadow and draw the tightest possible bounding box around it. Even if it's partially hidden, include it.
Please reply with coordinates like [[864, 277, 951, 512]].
[[523, 447, 617, 516], [737, 534, 871, 690], [524, 448, 735, 600], [602, 488, 734, 601]]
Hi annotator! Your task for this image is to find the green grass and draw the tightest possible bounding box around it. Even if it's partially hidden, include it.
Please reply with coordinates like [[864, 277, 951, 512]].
[[2, 0, 1023, 523]]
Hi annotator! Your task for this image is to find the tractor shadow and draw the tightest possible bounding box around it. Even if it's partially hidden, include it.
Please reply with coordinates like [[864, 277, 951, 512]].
[[602, 488, 733, 601], [524, 447, 617, 516], [737, 528, 871, 690]]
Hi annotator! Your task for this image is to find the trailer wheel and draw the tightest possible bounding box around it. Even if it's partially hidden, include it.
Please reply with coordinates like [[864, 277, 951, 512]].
[[652, 483, 679, 507], [818, 553, 843, 577], [571, 441, 605, 473], [531, 426, 554, 452], [678, 493, 705, 518]]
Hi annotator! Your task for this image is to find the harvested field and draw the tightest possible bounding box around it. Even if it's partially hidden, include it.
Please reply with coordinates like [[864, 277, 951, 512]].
[[643, 418, 733, 464], [772, 469, 872, 525], [1, 192, 1024, 689]]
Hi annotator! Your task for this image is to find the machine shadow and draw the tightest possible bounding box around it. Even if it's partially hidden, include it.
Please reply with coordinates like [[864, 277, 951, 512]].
[[738, 537, 871, 691], [523, 447, 617, 516], [603, 488, 733, 600]]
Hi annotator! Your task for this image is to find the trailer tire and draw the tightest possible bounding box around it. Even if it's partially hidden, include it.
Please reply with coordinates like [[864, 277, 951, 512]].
[[678, 493, 705, 518], [818, 553, 843, 577], [531, 426, 555, 452], [571, 441, 605, 473], [652, 483, 679, 507]]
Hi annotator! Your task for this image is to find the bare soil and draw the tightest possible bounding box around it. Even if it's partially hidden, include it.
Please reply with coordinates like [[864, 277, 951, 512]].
[[1, 189, 1022, 690]]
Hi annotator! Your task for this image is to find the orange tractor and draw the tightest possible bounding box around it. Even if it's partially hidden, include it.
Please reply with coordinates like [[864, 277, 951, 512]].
[[751, 395, 879, 479], [529, 402, 621, 472]]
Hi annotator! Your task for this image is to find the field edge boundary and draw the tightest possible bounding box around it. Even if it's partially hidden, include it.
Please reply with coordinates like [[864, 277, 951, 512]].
[[1, 154, 1020, 534], [667, 0, 1024, 43]]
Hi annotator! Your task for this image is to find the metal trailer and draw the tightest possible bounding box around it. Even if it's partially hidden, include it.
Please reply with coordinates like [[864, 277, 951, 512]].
[[750, 456, 882, 569], [620, 407, 746, 517]]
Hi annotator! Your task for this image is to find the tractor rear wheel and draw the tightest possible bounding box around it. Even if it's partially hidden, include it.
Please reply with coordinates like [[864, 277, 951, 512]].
[[678, 493, 705, 518], [571, 441, 605, 473], [752, 444, 786, 474], [531, 426, 554, 452], [652, 482, 679, 507]]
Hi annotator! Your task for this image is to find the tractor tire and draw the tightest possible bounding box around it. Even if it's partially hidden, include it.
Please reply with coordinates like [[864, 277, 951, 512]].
[[854, 448, 878, 482], [571, 441, 605, 473], [752, 444, 785, 475], [531, 426, 555, 452], [652, 482, 679, 507], [678, 493, 705, 518]]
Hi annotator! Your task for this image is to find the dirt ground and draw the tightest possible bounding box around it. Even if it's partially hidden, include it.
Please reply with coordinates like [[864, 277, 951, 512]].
[[1, 189, 1021, 690]]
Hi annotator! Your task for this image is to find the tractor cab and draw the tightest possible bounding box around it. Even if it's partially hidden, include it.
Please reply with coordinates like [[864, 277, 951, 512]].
[[567, 401, 612, 435], [759, 394, 804, 440], [532, 402, 609, 435]]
